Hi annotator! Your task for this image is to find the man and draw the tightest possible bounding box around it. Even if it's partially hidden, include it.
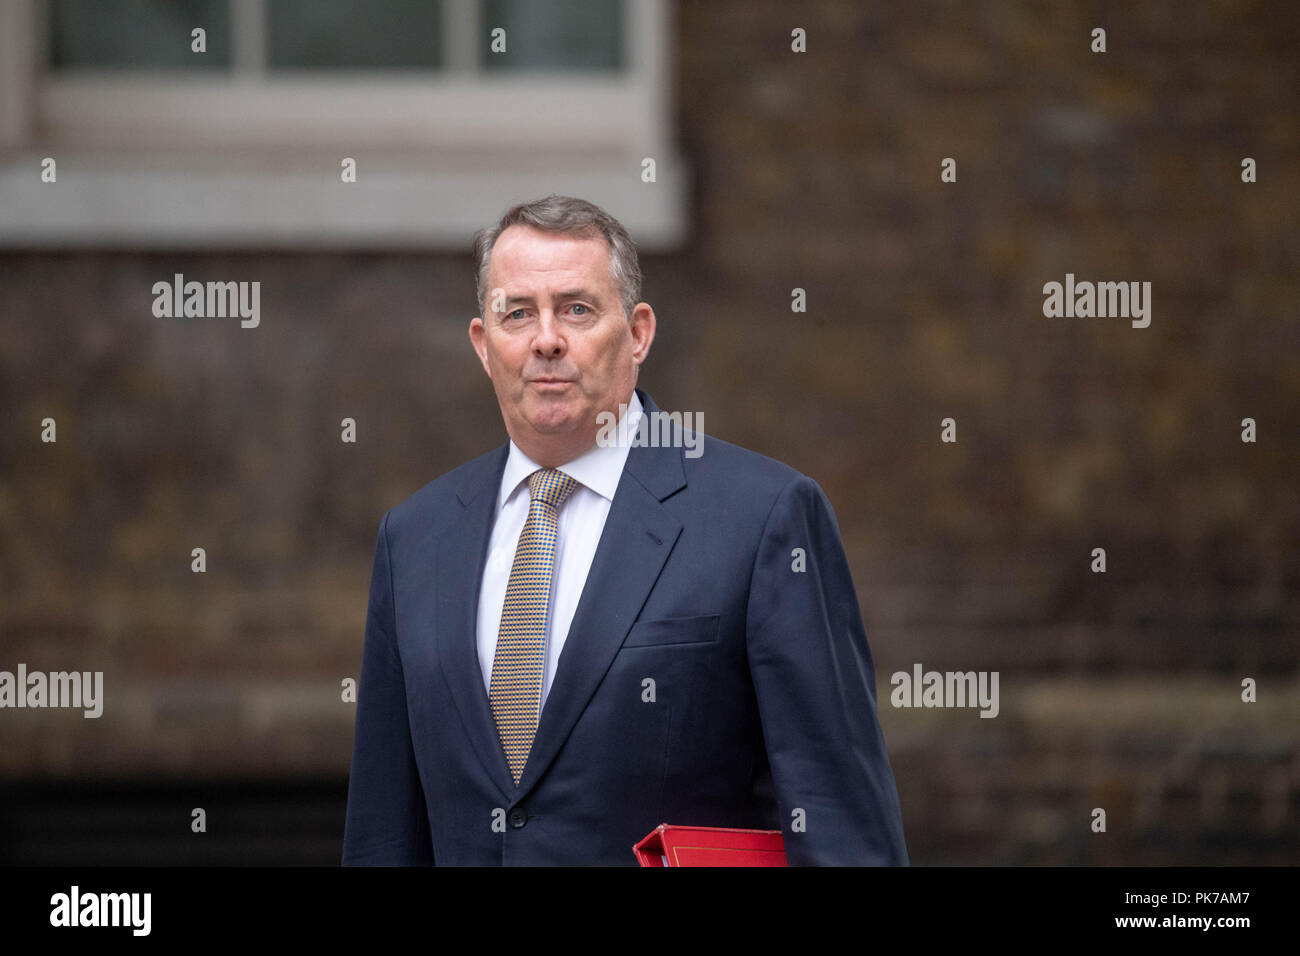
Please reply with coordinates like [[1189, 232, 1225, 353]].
[[342, 194, 908, 865]]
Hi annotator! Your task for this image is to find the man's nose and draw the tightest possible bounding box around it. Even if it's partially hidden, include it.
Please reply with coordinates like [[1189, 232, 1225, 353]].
[[532, 312, 565, 356]]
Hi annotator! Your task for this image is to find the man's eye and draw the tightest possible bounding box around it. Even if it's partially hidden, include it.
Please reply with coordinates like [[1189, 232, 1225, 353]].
[[506, 309, 525, 320], [570, 304, 588, 315]]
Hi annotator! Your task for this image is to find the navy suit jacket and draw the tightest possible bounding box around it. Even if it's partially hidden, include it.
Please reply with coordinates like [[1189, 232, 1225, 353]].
[[342, 388, 908, 865]]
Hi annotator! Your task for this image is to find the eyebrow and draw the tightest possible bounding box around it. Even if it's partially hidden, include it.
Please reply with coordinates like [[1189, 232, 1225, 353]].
[[502, 289, 603, 308]]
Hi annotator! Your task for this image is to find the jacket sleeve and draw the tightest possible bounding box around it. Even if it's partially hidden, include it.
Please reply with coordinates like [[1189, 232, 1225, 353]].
[[342, 511, 435, 865], [745, 475, 909, 865]]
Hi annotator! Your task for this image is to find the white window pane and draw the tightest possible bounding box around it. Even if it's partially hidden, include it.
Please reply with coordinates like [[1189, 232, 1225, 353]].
[[482, 0, 621, 72], [267, 0, 443, 70], [49, 0, 232, 70]]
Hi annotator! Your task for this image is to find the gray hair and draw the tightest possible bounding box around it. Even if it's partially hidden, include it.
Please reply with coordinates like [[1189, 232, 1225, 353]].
[[472, 194, 642, 320]]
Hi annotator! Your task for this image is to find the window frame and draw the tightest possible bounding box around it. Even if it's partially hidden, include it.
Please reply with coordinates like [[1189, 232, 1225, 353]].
[[0, 0, 689, 249]]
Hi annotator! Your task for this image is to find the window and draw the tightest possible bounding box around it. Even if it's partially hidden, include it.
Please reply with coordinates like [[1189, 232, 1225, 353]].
[[0, 0, 687, 247]]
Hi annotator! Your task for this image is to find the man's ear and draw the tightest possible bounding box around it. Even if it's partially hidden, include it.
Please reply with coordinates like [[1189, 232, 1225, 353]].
[[629, 303, 656, 364], [468, 317, 492, 378]]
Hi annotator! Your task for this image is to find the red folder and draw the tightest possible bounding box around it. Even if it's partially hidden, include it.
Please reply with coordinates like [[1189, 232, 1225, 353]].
[[633, 824, 787, 866]]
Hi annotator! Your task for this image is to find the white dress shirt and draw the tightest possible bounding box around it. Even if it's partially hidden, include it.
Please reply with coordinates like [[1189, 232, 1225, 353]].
[[476, 390, 643, 711]]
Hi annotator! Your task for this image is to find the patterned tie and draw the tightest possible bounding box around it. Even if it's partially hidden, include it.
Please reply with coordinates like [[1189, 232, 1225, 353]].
[[489, 467, 579, 785]]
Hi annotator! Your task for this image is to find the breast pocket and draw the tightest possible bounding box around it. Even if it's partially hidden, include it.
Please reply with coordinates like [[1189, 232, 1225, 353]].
[[621, 613, 720, 648]]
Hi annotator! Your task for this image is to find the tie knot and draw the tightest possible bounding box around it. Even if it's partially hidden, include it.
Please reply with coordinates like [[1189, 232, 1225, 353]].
[[527, 468, 578, 511]]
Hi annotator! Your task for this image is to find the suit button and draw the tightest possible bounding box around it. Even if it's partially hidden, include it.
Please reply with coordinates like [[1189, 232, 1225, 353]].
[[508, 807, 527, 829]]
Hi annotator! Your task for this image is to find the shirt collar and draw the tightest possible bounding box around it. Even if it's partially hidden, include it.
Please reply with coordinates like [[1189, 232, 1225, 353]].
[[497, 390, 643, 512]]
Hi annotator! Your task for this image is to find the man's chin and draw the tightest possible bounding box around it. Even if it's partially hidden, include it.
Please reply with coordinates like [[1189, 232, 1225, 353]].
[[522, 402, 584, 434]]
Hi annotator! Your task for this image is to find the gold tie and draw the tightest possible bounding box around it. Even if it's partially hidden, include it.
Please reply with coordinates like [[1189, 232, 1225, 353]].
[[489, 468, 579, 785]]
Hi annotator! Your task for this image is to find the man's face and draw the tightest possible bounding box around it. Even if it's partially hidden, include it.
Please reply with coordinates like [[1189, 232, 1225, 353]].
[[469, 224, 655, 466]]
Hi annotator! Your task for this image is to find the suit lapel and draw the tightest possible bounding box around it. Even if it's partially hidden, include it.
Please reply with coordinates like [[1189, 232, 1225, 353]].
[[515, 388, 687, 797], [435, 443, 518, 799]]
